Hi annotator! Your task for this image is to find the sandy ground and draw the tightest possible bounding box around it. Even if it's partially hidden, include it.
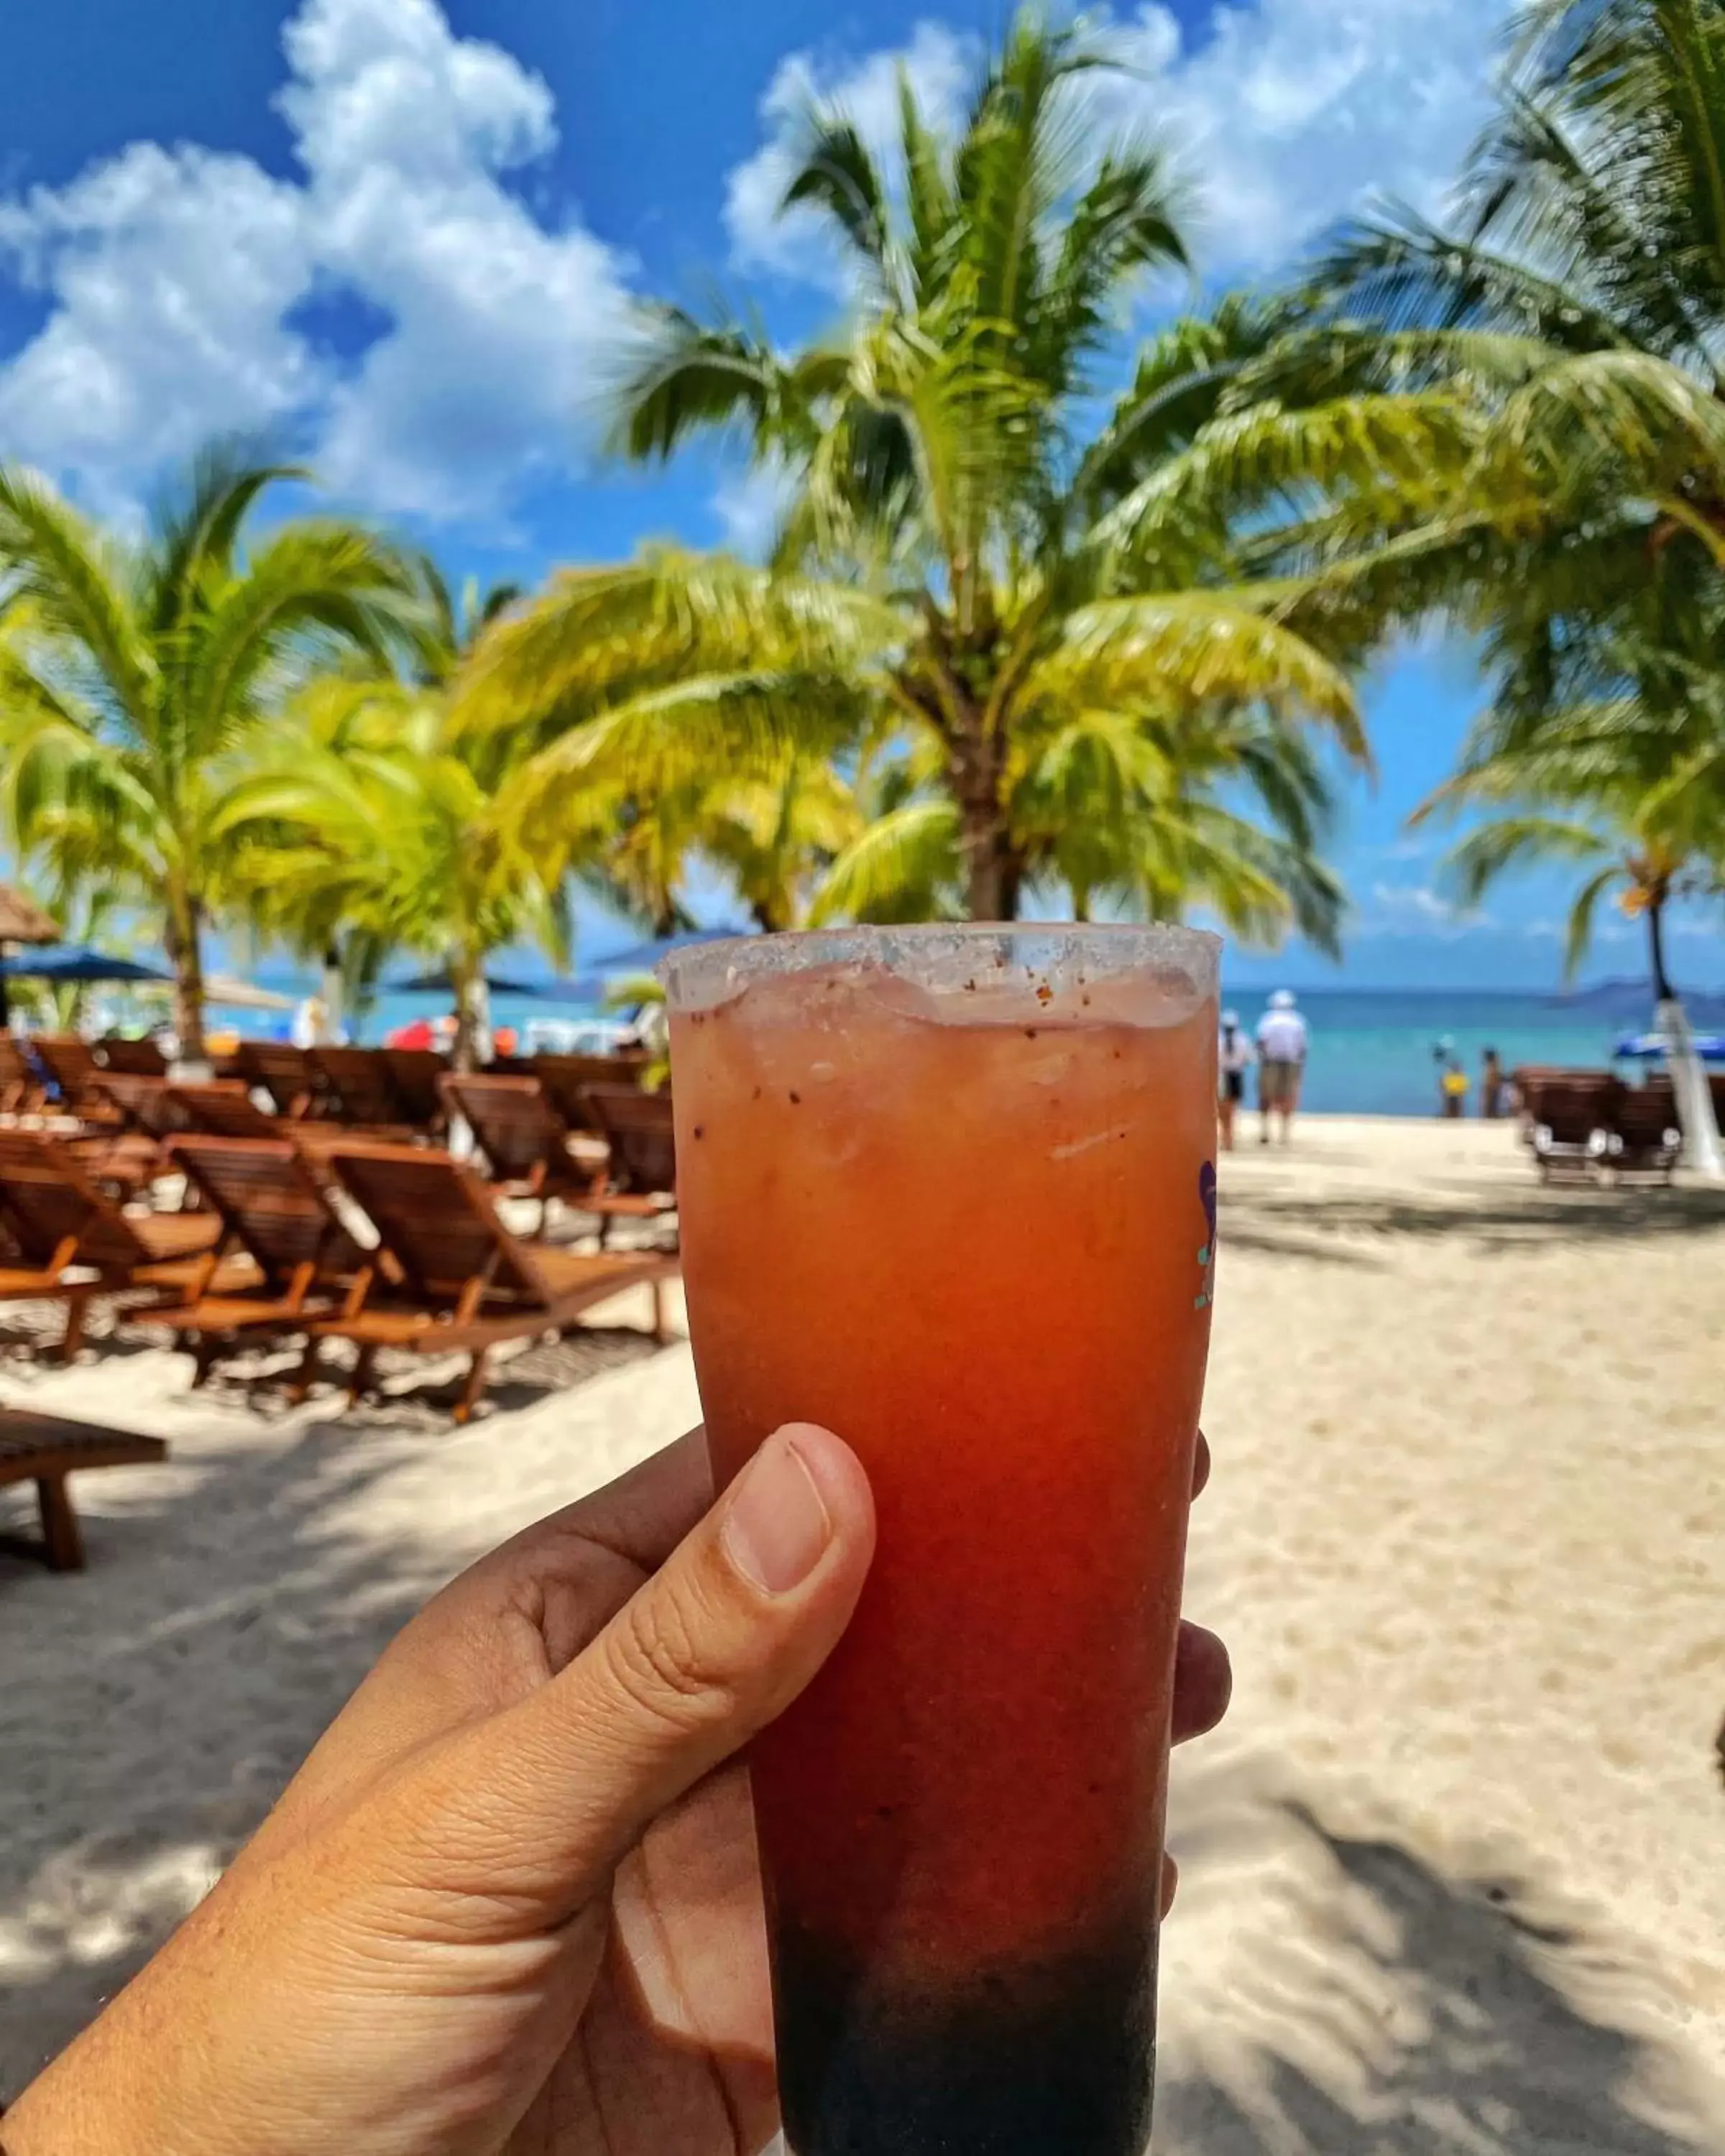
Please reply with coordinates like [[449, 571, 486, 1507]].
[[3, 1115, 1725, 2152]]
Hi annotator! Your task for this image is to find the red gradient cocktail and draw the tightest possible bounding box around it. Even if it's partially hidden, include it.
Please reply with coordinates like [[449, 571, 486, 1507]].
[[662, 926, 1219, 2156]]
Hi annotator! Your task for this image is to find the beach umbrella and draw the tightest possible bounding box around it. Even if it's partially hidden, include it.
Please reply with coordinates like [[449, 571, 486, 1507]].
[[0, 945, 172, 985], [389, 967, 552, 998], [589, 929, 740, 972], [201, 975, 295, 1013], [0, 885, 63, 1029], [1614, 1029, 1725, 1064]]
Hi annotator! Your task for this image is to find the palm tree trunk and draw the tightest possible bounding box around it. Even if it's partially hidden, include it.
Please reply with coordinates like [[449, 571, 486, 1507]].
[[166, 897, 206, 1065], [319, 945, 344, 1045], [449, 954, 492, 1074], [1647, 898, 1675, 1003], [1647, 898, 1724, 1177], [954, 738, 1016, 921]]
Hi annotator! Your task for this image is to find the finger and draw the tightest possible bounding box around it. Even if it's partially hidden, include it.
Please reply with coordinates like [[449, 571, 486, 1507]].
[[1160, 1853, 1179, 1919], [249, 1430, 722, 1859], [1191, 1429, 1210, 1499], [1170, 1621, 1230, 1745], [402, 1423, 875, 1926]]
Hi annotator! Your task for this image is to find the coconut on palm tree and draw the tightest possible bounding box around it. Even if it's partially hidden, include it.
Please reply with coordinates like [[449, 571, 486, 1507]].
[[0, 445, 417, 1059], [462, 16, 1365, 934]]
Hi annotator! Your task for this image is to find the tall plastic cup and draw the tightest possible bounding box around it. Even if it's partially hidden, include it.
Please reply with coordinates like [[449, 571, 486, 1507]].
[[661, 925, 1220, 2156]]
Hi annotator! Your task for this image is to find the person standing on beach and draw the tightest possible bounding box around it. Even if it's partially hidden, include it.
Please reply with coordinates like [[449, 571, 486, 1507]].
[[1481, 1047, 1505, 1118], [1218, 1008, 1254, 1152], [1254, 989, 1308, 1145], [1441, 1056, 1469, 1118]]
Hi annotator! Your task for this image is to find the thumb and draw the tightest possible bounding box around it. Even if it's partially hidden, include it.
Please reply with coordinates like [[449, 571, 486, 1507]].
[[395, 1423, 875, 1927]]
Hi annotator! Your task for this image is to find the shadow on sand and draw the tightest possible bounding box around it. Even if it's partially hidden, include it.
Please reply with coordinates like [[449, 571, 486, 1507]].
[[0, 1322, 668, 2094], [1160, 1803, 1725, 2155], [1221, 1177, 1725, 1261]]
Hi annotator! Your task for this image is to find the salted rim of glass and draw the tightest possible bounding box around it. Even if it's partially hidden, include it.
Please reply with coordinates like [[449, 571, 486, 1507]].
[[657, 923, 1221, 1013]]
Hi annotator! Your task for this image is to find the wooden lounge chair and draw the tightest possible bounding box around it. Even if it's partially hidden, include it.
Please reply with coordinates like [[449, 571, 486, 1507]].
[[1606, 1087, 1680, 1181], [142, 1135, 374, 1386], [313, 1143, 678, 1422], [96, 1036, 169, 1079], [382, 1047, 449, 1131], [532, 1051, 648, 1135], [32, 1036, 119, 1122], [94, 1074, 194, 1143], [0, 1034, 45, 1118], [308, 1046, 418, 1137], [0, 1409, 167, 1571], [237, 1041, 323, 1120], [1525, 1074, 1617, 1181], [65, 1075, 186, 1197], [578, 1084, 678, 1246], [0, 1129, 237, 1356], [169, 1081, 283, 1143], [438, 1074, 600, 1230]]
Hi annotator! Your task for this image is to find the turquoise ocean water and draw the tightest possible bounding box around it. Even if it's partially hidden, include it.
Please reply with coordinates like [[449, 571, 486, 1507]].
[[205, 979, 1688, 1120], [1210, 989, 1645, 1117]]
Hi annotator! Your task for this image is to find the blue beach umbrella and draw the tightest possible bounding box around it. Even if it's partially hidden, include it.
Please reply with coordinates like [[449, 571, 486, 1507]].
[[0, 945, 172, 985]]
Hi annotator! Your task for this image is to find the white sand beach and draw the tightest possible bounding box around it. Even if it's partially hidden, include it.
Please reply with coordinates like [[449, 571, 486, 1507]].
[[4, 1115, 1725, 2152]]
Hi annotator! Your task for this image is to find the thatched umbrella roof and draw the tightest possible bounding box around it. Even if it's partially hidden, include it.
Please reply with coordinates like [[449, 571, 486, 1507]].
[[0, 885, 60, 944]]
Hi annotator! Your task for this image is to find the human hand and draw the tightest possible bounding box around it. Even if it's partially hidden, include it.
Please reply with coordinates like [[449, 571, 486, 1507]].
[[4, 1424, 1229, 2156]]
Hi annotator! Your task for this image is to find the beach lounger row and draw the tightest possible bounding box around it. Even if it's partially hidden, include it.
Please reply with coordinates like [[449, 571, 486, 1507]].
[[1514, 1070, 1685, 1182], [0, 1128, 677, 1422], [75, 1069, 678, 1233]]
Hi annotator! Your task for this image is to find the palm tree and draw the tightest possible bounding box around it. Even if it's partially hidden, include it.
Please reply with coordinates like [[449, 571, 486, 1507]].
[[1234, 0, 1725, 1169], [0, 446, 416, 1059], [232, 556, 524, 1041], [1419, 632, 1725, 1171], [222, 690, 578, 1072], [466, 17, 1365, 930], [1427, 697, 1725, 995]]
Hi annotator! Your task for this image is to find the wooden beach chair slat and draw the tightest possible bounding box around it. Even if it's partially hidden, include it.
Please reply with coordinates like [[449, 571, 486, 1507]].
[[381, 1048, 448, 1130], [142, 1135, 374, 1385], [438, 1074, 597, 1224], [236, 1041, 321, 1120], [308, 1046, 416, 1133], [531, 1051, 648, 1135], [96, 1038, 169, 1079], [316, 1143, 676, 1421]]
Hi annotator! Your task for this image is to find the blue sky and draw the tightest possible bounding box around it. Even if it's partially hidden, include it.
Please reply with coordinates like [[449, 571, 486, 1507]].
[[0, 0, 1719, 990]]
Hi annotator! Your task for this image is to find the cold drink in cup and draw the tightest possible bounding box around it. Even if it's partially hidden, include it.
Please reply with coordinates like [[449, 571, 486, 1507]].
[[662, 926, 1219, 2156]]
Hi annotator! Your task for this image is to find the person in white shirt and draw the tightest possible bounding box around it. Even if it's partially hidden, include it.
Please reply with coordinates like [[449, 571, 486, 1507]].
[[1217, 1008, 1254, 1152], [1254, 988, 1310, 1145]]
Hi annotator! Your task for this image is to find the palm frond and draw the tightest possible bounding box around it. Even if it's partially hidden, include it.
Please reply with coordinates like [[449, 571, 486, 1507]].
[[1035, 592, 1363, 748], [0, 466, 155, 723], [779, 112, 892, 271], [807, 796, 962, 923]]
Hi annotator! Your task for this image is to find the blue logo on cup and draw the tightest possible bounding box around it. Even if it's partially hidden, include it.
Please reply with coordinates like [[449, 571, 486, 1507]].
[[1195, 1161, 1217, 1311]]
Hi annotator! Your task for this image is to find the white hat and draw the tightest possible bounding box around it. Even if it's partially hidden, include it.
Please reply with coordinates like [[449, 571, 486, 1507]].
[[1269, 988, 1297, 1010], [1221, 1008, 1240, 1027]]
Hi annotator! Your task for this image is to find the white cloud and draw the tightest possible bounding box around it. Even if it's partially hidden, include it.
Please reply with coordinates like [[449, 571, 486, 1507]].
[[712, 452, 799, 558], [0, 147, 318, 506], [1362, 880, 1490, 937], [725, 0, 1510, 287], [1104, 0, 1511, 270], [725, 22, 975, 286], [0, 0, 633, 522]]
